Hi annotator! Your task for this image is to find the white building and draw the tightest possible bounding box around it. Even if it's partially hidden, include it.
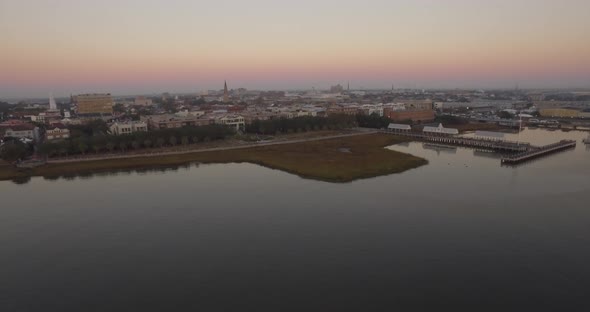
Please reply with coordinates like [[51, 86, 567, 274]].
[[46, 124, 70, 140], [175, 110, 205, 118], [423, 123, 459, 135], [109, 121, 148, 135], [4, 126, 35, 139], [216, 115, 245, 131]]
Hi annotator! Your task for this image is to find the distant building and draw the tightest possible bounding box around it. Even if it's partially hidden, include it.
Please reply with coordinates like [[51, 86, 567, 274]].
[[4, 125, 35, 139], [385, 109, 435, 123], [327, 104, 360, 116], [75, 93, 114, 115], [540, 108, 580, 118], [397, 99, 433, 111], [0, 119, 29, 128], [142, 114, 213, 130], [223, 81, 229, 103], [134, 96, 153, 106], [330, 84, 344, 93], [109, 121, 148, 135], [382, 99, 435, 123], [45, 124, 70, 140], [216, 115, 245, 131], [423, 123, 458, 136]]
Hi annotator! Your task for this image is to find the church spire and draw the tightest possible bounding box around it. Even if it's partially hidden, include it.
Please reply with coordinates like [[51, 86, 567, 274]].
[[223, 80, 229, 103]]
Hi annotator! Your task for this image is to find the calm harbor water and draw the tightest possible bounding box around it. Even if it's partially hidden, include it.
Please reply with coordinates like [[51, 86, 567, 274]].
[[1, 129, 589, 311]]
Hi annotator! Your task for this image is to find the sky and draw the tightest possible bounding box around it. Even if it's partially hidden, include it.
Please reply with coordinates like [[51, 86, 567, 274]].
[[1, 0, 590, 98]]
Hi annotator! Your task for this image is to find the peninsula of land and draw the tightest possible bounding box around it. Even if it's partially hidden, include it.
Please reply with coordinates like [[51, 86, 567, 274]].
[[0, 133, 426, 183]]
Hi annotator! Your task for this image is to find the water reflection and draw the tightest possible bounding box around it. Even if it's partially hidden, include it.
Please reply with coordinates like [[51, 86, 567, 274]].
[[22, 163, 199, 184], [1, 129, 589, 311], [422, 143, 457, 155]]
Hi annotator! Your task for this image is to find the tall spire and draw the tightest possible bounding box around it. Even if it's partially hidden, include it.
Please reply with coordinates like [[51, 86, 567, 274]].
[[49, 93, 57, 110], [223, 80, 229, 103]]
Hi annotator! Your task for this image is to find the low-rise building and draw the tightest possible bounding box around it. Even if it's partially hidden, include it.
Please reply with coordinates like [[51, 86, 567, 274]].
[[109, 121, 148, 135], [4, 125, 35, 139], [540, 108, 581, 118], [384, 109, 435, 123], [45, 124, 70, 140], [142, 114, 213, 130], [216, 115, 245, 131]]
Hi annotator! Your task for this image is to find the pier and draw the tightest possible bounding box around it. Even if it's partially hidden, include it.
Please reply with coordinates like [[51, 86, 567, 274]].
[[500, 140, 576, 165], [382, 125, 578, 165], [382, 130, 530, 152]]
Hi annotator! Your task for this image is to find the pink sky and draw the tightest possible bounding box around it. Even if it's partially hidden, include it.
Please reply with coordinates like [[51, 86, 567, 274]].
[[1, 0, 589, 98]]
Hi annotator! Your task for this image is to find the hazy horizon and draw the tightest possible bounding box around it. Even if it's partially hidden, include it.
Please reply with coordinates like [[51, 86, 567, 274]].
[[1, 0, 589, 98]]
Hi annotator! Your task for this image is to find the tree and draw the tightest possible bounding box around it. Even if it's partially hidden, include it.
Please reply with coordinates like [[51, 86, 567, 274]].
[[92, 144, 102, 154], [498, 111, 513, 119], [77, 141, 88, 155], [106, 142, 115, 153], [169, 136, 177, 146], [131, 141, 140, 150], [0, 141, 27, 162], [181, 136, 189, 147], [119, 142, 127, 153], [143, 139, 152, 148], [156, 138, 165, 148], [59, 145, 68, 157]]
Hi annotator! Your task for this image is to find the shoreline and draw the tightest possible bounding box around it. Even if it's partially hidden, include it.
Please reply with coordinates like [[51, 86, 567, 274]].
[[0, 132, 427, 183]]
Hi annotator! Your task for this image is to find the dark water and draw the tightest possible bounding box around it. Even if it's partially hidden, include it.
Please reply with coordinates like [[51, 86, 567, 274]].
[[1, 129, 589, 311]]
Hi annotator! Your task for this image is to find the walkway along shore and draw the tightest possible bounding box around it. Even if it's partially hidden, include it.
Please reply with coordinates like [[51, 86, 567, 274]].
[[46, 131, 379, 164]]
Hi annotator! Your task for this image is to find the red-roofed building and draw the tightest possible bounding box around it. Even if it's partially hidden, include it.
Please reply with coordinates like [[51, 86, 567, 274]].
[[4, 124, 35, 139]]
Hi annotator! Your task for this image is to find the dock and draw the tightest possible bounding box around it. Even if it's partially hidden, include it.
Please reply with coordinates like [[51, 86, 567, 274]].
[[382, 130, 530, 152], [382, 126, 577, 165], [500, 140, 577, 165]]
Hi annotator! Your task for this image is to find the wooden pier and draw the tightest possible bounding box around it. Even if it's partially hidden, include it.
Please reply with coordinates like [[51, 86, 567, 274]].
[[382, 129, 577, 165], [382, 130, 530, 152], [500, 140, 576, 165]]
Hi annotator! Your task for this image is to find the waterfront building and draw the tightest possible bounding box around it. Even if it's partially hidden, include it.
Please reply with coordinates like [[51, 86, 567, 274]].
[[109, 121, 148, 135], [423, 123, 458, 136], [45, 124, 70, 140]]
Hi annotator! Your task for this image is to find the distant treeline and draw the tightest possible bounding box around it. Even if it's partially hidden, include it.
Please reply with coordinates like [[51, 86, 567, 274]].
[[355, 114, 399, 129], [434, 115, 468, 125], [245, 115, 357, 135], [39, 124, 234, 157]]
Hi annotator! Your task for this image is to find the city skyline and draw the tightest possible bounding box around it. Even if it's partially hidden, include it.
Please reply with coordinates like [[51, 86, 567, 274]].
[[1, 0, 590, 98]]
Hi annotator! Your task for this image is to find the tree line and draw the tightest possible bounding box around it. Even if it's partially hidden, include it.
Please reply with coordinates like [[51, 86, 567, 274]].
[[354, 113, 399, 129], [38, 124, 234, 158], [245, 115, 357, 135]]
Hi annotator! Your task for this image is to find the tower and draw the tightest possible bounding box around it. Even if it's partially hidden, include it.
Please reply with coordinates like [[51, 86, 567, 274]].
[[223, 80, 229, 103], [49, 93, 57, 111]]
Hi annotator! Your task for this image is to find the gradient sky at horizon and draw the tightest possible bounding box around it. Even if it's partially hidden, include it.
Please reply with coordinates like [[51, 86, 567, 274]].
[[1, 0, 589, 98]]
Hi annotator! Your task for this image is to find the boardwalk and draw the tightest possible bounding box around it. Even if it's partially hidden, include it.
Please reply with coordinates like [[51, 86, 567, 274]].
[[500, 140, 576, 165], [382, 130, 530, 152], [383, 129, 577, 165]]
